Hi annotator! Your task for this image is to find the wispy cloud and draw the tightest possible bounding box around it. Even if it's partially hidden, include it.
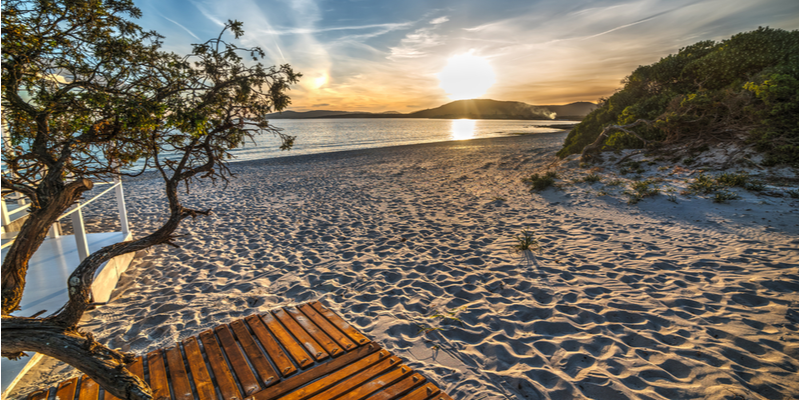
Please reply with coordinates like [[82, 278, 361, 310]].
[[430, 16, 449, 24], [258, 22, 413, 36], [159, 14, 201, 40]]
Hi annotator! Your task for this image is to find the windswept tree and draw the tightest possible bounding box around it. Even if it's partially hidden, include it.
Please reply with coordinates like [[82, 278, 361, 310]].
[[1, 1, 300, 399]]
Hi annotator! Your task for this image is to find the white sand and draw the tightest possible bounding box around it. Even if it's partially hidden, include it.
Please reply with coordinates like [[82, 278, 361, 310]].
[[9, 132, 799, 399]]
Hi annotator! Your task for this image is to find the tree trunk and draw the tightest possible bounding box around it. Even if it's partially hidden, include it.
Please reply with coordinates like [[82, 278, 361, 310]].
[[1, 316, 152, 400], [1, 179, 93, 315], [580, 119, 653, 162]]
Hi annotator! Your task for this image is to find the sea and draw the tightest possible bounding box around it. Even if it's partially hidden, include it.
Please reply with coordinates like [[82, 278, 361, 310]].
[[223, 118, 575, 163]]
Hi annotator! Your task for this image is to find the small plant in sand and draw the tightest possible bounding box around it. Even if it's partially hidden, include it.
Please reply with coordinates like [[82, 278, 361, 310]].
[[582, 173, 602, 183], [713, 190, 741, 203], [429, 306, 468, 325], [492, 196, 507, 202], [523, 171, 557, 192], [625, 179, 660, 204], [416, 324, 443, 334], [688, 173, 718, 194], [512, 230, 542, 254], [664, 187, 678, 203], [606, 179, 625, 187]]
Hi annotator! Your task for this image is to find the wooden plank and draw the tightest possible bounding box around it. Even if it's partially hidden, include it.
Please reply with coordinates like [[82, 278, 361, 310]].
[[336, 368, 416, 400], [229, 319, 279, 386], [396, 383, 441, 400], [306, 356, 403, 400], [298, 303, 357, 351], [199, 329, 241, 400], [103, 357, 143, 400], [164, 346, 194, 400], [181, 337, 217, 400], [248, 343, 381, 400], [283, 306, 342, 357], [310, 301, 371, 346], [245, 315, 298, 377], [362, 373, 427, 400], [54, 377, 78, 400], [215, 325, 261, 396], [77, 376, 100, 400], [276, 350, 396, 400], [147, 350, 170, 400], [27, 389, 49, 400], [271, 309, 328, 362]]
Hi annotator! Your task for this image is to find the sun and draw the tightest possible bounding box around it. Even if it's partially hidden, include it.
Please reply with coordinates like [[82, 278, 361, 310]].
[[437, 52, 496, 100]]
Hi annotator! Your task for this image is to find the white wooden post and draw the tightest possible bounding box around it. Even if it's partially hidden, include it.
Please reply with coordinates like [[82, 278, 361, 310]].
[[1, 198, 10, 229], [48, 223, 60, 238], [71, 203, 89, 261], [113, 176, 130, 237]]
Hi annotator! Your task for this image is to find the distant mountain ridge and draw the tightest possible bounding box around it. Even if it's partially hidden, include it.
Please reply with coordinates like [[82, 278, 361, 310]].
[[266, 99, 596, 120]]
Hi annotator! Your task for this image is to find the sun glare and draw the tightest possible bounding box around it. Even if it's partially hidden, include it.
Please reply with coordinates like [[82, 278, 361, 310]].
[[437, 52, 496, 101], [451, 119, 477, 140]]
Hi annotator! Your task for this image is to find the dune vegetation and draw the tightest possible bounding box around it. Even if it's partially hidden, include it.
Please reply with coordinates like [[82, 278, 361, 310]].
[[558, 27, 798, 166]]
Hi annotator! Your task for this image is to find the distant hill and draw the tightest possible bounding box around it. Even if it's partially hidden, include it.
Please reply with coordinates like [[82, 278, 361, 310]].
[[266, 99, 596, 120]]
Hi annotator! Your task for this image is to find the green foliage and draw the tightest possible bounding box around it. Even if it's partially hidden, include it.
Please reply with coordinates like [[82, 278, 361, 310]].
[[523, 171, 557, 192], [625, 180, 660, 204], [713, 190, 741, 203], [582, 174, 602, 183], [558, 27, 798, 165], [512, 230, 541, 253]]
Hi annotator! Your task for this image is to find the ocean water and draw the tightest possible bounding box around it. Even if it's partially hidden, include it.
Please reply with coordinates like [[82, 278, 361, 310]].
[[225, 118, 574, 163]]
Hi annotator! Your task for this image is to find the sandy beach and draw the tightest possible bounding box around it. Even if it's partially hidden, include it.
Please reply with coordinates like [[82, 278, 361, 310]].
[[10, 131, 799, 399]]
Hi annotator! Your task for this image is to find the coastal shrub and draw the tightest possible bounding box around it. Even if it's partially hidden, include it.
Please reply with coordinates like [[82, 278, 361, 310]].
[[582, 174, 602, 183], [524, 171, 557, 191], [716, 172, 750, 187], [688, 173, 718, 194], [625, 180, 660, 204], [713, 190, 741, 203], [558, 27, 799, 166]]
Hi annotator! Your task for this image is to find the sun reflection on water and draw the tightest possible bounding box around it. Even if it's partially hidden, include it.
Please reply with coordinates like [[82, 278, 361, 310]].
[[451, 119, 476, 140]]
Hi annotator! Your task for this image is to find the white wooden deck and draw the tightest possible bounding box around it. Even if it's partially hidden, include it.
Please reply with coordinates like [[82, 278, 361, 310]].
[[1, 231, 134, 397]]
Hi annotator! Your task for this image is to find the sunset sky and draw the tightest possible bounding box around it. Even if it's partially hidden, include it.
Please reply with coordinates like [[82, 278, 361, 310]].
[[132, 0, 798, 113]]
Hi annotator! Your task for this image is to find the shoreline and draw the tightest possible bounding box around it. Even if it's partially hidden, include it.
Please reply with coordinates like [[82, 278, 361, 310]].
[[9, 132, 799, 399]]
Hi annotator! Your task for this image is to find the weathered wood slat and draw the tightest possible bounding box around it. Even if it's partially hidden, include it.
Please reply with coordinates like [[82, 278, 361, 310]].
[[298, 303, 357, 351], [283, 306, 342, 357], [276, 349, 393, 400], [77, 377, 99, 400], [164, 346, 194, 400], [199, 329, 241, 400], [310, 301, 371, 346], [248, 343, 381, 400], [395, 382, 441, 400], [147, 350, 170, 400], [306, 356, 403, 400], [27, 389, 49, 400], [271, 309, 328, 362], [245, 315, 298, 377], [336, 366, 415, 400], [229, 319, 279, 387], [362, 373, 426, 400], [54, 377, 78, 400], [181, 337, 217, 400], [24, 303, 453, 400], [215, 325, 261, 396]]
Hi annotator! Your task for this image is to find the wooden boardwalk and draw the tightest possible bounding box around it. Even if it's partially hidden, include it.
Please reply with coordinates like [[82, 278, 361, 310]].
[[24, 301, 452, 400]]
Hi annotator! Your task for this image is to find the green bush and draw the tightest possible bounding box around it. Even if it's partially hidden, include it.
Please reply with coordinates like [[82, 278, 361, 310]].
[[523, 171, 558, 192], [558, 27, 798, 165]]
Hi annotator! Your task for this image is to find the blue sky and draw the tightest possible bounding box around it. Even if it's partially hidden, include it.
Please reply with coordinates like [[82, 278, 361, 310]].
[[132, 0, 798, 112]]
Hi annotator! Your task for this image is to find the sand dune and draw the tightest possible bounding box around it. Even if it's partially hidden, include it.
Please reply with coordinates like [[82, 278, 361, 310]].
[[10, 132, 798, 400]]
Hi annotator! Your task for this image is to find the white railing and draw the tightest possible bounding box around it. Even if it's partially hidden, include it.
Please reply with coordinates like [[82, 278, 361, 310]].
[[0, 176, 130, 260]]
